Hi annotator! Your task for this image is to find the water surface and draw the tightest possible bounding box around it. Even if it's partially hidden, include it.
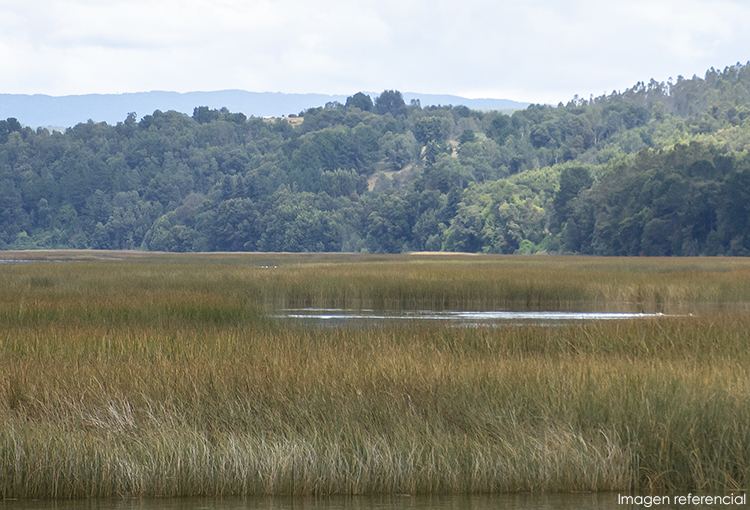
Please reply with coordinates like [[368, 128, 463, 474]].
[[274, 308, 669, 327], [0, 493, 719, 510]]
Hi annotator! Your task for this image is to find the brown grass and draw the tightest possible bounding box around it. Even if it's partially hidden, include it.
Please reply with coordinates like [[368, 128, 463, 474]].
[[1, 253, 750, 497]]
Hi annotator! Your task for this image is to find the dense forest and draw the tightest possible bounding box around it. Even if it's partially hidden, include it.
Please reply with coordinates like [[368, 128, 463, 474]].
[[4, 63, 750, 255]]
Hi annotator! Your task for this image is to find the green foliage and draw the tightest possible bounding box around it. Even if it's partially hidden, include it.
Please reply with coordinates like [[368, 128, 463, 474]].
[[458, 129, 477, 144], [5, 63, 750, 254], [412, 116, 452, 145], [380, 131, 419, 170], [345, 92, 374, 112], [551, 166, 593, 233], [375, 90, 408, 117], [443, 203, 484, 252], [486, 113, 516, 144]]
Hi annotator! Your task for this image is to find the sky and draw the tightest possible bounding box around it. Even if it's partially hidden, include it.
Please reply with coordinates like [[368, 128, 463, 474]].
[[1, 0, 750, 105]]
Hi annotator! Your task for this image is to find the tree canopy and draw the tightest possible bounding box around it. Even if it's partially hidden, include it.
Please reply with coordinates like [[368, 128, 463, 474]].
[[4, 65, 750, 256]]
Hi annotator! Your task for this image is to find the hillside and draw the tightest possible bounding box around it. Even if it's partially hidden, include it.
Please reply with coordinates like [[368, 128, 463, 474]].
[[3, 64, 750, 256]]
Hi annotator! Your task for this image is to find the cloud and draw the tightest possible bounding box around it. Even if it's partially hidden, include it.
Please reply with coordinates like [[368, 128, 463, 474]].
[[0, 0, 749, 102]]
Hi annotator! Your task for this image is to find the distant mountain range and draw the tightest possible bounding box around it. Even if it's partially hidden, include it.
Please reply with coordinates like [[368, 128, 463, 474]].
[[0, 90, 530, 130]]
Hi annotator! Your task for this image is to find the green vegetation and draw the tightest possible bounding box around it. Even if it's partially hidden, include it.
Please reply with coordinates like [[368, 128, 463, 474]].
[[4, 64, 750, 255], [2, 253, 750, 498]]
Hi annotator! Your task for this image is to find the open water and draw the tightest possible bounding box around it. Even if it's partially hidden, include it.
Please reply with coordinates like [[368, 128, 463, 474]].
[[0, 493, 740, 509], [274, 308, 669, 328]]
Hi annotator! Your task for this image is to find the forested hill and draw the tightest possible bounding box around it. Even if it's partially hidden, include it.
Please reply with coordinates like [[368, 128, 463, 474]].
[[3, 63, 750, 255]]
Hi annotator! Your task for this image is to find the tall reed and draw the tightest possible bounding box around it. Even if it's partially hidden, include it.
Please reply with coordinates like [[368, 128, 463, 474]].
[[4, 252, 750, 314], [2, 253, 750, 497]]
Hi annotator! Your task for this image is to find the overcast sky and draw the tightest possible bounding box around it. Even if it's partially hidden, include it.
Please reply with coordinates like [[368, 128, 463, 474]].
[[1, 0, 749, 104]]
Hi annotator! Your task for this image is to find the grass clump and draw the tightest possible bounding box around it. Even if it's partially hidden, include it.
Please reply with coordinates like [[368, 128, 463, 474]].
[[1, 252, 750, 498]]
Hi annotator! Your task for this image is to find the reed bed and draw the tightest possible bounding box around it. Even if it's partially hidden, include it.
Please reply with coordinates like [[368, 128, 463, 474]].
[[3, 252, 750, 314], [1, 253, 750, 498]]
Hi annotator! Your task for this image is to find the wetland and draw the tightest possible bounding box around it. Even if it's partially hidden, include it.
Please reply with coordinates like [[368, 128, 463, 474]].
[[1, 252, 749, 502]]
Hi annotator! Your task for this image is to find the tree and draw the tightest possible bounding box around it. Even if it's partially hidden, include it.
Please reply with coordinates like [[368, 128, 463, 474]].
[[443, 204, 484, 253], [375, 90, 407, 117], [486, 113, 515, 144], [412, 116, 452, 145], [718, 168, 750, 254], [380, 132, 419, 170], [197, 198, 259, 251], [0, 117, 23, 143], [457, 138, 503, 182], [551, 166, 593, 233], [424, 153, 472, 194], [318, 169, 367, 197], [345, 92, 373, 112], [193, 106, 220, 124], [365, 193, 414, 253], [458, 129, 477, 144], [0, 179, 30, 246]]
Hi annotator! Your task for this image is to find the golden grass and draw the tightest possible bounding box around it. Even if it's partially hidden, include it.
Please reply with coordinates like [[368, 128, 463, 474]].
[[1, 252, 750, 497], [4, 251, 750, 314]]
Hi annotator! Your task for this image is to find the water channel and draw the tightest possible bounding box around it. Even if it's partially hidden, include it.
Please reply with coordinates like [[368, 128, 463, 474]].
[[274, 308, 670, 328]]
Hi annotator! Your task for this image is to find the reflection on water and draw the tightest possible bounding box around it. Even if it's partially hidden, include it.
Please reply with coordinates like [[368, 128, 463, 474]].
[[0, 493, 735, 510], [274, 308, 670, 327]]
